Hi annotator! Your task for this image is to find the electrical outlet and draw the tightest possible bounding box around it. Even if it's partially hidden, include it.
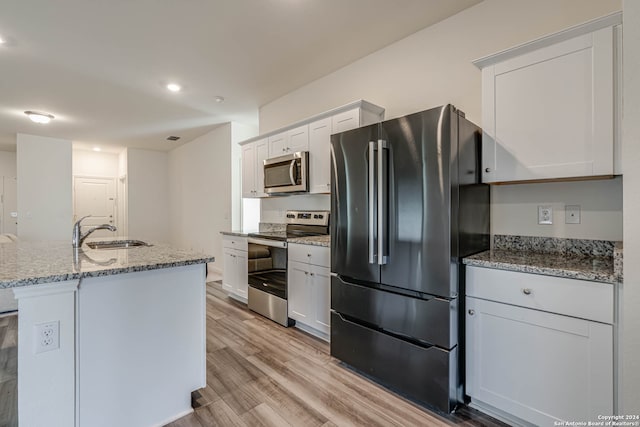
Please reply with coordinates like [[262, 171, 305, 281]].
[[34, 321, 59, 354], [538, 205, 553, 225], [565, 205, 581, 224]]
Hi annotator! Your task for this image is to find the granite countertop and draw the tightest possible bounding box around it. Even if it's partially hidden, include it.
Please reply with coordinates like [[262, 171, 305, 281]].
[[0, 240, 214, 289], [463, 235, 623, 285], [287, 235, 331, 247], [220, 230, 249, 237]]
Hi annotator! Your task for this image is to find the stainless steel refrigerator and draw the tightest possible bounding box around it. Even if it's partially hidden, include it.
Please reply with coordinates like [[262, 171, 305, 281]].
[[330, 105, 489, 412]]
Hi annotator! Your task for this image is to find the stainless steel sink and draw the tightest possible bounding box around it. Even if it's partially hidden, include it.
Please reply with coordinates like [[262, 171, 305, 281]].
[[86, 240, 151, 250]]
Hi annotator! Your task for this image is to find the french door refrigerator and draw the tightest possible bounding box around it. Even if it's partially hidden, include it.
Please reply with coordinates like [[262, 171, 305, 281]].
[[330, 105, 489, 412]]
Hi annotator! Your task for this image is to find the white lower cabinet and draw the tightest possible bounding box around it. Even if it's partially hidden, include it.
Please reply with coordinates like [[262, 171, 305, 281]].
[[288, 243, 330, 340], [222, 236, 248, 302], [465, 266, 613, 426]]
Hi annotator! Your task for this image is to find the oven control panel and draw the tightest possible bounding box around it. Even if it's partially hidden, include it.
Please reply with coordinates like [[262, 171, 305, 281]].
[[285, 210, 330, 226]]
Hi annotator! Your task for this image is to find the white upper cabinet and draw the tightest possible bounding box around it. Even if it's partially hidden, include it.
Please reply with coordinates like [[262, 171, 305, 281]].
[[475, 13, 621, 183], [240, 100, 385, 198], [241, 138, 268, 198], [241, 142, 256, 198], [309, 117, 332, 194], [331, 108, 360, 133], [268, 125, 309, 157]]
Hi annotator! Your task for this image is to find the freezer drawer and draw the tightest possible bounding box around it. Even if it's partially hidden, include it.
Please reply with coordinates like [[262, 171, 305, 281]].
[[331, 311, 457, 413], [331, 275, 457, 349]]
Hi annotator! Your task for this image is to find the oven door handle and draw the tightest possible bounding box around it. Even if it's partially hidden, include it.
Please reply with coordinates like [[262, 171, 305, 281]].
[[247, 237, 288, 248], [289, 159, 297, 185]]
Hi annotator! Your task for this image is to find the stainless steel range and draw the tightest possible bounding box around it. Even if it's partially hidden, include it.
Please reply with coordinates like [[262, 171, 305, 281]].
[[247, 210, 329, 326]]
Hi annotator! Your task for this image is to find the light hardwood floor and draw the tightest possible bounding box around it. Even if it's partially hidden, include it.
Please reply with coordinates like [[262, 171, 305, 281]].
[[168, 282, 505, 427], [0, 313, 17, 427], [0, 283, 504, 427]]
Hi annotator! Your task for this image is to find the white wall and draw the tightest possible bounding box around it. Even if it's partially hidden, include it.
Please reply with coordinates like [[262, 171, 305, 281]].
[[259, 0, 623, 240], [127, 148, 169, 242], [17, 134, 72, 241], [261, 194, 330, 223], [492, 178, 623, 240], [0, 151, 17, 177], [169, 124, 231, 273], [168, 122, 257, 274], [621, 0, 640, 414], [72, 149, 119, 177]]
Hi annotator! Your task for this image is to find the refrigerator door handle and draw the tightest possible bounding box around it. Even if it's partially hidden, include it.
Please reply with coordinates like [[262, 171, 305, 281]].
[[377, 139, 388, 265], [368, 141, 377, 264]]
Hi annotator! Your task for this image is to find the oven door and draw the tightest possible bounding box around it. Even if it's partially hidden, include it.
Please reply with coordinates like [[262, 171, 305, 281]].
[[264, 152, 308, 194], [247, 238, 288, 299]]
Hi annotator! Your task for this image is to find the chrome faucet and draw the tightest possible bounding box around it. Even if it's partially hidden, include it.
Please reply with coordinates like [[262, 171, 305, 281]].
[[72, 215, 117, 248]]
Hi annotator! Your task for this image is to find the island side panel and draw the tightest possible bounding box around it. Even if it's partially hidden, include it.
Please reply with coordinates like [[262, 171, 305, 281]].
[[13, 280, 79, 427], [77, 264, 206, 427]]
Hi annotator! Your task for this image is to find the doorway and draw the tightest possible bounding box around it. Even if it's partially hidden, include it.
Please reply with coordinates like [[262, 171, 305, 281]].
[[73, 176, 117, 238]]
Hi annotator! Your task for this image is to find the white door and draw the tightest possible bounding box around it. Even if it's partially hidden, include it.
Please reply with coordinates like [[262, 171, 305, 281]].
[[309, 117, 332, 194], [2, 176, 17, 235], [286, 125, 309, 153], [288, 261, 310, 322], [241, 143, 256, 198], [222, 249, 235, 293], [255, 138, 269, 197], [74, 177, 116, 238]]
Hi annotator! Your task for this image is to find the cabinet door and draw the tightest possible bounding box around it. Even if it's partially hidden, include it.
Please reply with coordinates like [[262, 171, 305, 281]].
[[234, 250, 248, 299], [309, 117, 332, 194], [332, 108, 360, 133], [310, 265, 330, 334], [466, 297, 613, 425], [222, 249, 235, 293], [287, 124, 309, 153], [288, 261, 310, 322], [482, 27, 614, 183], [255, 138, 269, 197], [241, 143, 256, 198], [268, 132, 287, 157]]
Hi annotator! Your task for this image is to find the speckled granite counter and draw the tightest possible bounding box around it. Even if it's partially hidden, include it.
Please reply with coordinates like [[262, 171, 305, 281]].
[[220, 230, 249, 237], [287, 235, 331, 247], [463, 235, 622, 284], [0, 240, 214, 289]]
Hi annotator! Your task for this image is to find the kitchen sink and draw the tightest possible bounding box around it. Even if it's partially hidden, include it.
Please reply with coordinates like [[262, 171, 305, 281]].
[[86, 240, 151, 250]]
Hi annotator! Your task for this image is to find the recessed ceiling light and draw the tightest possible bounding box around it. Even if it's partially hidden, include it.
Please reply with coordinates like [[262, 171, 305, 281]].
[[0, 36, 5, 44], [24, 111, 55, 124], [93, 147, 101, 152], [166, 83, 181, 92], [214, 96, 225, 103]]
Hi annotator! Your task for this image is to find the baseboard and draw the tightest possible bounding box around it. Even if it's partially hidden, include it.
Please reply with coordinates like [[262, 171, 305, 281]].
[[294, 321, 329, 342], [152, 408, 194, 427]]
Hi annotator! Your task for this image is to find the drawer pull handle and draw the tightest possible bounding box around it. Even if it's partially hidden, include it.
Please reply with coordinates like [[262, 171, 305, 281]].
[[468, 309, 475, 316], [522, 288, 532, 295], [307, 254, 311, 257]]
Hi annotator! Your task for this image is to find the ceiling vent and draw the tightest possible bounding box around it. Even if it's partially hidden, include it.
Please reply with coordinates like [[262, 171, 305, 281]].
[[166, 136, 180, 141]]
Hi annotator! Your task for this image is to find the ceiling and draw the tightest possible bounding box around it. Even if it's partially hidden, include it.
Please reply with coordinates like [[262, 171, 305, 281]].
[[0, 0, 480, 152]]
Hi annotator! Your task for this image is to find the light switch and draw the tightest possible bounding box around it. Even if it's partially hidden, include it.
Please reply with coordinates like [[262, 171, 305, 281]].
[[565, 205, 581, 224]]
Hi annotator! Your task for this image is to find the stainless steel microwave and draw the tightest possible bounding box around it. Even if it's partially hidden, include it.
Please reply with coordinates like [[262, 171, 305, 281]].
[[263, 152, 309, 194]]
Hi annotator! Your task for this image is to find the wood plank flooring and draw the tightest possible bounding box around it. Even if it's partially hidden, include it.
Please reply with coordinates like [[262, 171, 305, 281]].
[[0, 313, 18, 427], [168, 282, 506, 427], [0, 283, 506, 427]]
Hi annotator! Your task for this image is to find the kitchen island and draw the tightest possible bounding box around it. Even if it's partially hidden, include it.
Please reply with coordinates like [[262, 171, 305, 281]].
[[0, 240, 213, 427]]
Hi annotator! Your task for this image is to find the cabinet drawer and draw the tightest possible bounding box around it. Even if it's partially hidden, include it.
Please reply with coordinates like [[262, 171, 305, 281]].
[[288, 243, 330, 267], [466, 266, 613, 324], [222, 235, 248, 251]]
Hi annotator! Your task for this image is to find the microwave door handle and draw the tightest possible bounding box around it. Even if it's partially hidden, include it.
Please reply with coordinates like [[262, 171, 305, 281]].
[[289, 159, 297, 185]]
